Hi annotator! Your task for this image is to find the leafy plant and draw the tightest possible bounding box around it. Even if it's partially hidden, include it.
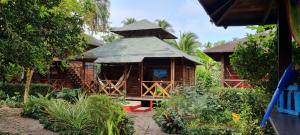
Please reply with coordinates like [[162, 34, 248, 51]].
[[0, 90, 6, 100], [0, 83, 53, 98], [54, 88, 81, 103], [153, 86, 274, 135], [230, 25, 300, 92], [23, 94, 134, 135]]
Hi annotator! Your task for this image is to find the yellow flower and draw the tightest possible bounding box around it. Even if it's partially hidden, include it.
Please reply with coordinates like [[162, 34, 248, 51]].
[[232, 112, 240, 122]]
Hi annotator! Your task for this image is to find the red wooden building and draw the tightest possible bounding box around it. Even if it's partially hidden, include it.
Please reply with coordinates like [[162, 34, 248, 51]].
[[79, 20, 200, 99], [32, 35, 102, 90], [204, 39, 251, 88]]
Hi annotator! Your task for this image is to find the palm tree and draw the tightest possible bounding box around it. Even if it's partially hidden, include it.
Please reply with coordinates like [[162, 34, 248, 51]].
[[122, 17, 137, 25], [155, 19, 174, 33], [166, 32, 201, 55], [81, 0, 110, 33], [61, 0, 110, 33]]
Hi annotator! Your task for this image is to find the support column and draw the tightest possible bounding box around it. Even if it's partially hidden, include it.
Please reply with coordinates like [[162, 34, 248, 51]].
[[182, 58, 186, 85], [140, 62, 144, 97], [82, 62, 86, 80], [221, 56, 225, 87], [171, 58, 175, 88], [277, 0, 292, 77]]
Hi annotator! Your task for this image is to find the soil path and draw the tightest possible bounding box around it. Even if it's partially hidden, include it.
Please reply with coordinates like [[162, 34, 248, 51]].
[[0, 107, 57, 135], [127, 112, 169, 135]]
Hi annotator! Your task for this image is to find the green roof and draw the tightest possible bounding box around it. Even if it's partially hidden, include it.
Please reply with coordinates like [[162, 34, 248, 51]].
[[81, 37, 200, 64], [84, 34, 103, 47], [111, 19, 177, 39]]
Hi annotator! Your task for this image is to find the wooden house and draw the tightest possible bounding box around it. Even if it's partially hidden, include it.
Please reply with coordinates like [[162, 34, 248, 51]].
[[198, 0, 298, 133], [32, 35, 103, 90], [204, 39, 251, 88], [79, 20, 200, 99]]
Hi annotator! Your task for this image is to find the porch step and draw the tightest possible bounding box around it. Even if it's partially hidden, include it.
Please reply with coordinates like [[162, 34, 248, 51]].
[[123, 101, 142, 112], [123, 101, 152, 112]]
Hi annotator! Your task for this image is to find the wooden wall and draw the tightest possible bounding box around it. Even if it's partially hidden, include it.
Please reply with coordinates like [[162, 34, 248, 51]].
[[32, 61, 97, 90], [100, 58, 197, 97], [221, 55, 251, 88]]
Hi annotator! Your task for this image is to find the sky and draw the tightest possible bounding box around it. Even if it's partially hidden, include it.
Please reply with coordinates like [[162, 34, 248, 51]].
[[108, 0, 255, 44]]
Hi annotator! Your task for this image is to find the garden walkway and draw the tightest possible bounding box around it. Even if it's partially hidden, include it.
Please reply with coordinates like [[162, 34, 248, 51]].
[[0, 107, 56, 135], [127, 112, 170, 135]]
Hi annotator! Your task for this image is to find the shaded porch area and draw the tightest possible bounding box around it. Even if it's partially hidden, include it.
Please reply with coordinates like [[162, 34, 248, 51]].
[[97, 58, 196, 99]]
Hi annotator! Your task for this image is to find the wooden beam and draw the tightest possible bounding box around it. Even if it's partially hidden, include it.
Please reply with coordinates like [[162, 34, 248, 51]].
[[211, 0, 234, 17], [216, 0, 238, 26], [277, 0, 292, 77], [262, 0, 274, 24]]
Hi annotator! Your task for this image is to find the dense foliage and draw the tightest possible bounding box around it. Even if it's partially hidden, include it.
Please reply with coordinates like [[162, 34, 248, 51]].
[[153, 86, 273, 135], [0, 0, 86, 102], [23, 94, 134, 135], [0, 83, 52, 97], [0, 83, 52, 107], [166, 32, 201, 55], [230, 25, 300, 92], [196, 51, 221, 90]]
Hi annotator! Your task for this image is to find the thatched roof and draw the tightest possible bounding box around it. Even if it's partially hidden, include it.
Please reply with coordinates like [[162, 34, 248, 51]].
[[204, 38, 246, 61], [198, 0, 277, 27], [80, 37, 200, 64], [111, 19, 177, 39]]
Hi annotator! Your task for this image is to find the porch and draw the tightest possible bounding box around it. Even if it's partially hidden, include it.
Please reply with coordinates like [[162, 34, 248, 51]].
[[95, 58, 196, 99]]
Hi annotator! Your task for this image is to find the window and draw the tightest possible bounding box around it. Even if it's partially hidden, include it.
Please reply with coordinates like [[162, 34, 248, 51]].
[[153, 69, 168, 80], [85, 63, 95, 69]]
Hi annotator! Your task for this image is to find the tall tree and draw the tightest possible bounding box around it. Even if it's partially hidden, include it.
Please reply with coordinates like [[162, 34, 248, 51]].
[[0, 0, 85, 103], [166, 32, 201, 55], [121, 17, 137, 25], [155, 19, 174, 33], [81, 0, 110, 33]]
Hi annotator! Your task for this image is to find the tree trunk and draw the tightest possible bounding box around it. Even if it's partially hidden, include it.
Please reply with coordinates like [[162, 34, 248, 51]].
[[24, 68, 34, 103]]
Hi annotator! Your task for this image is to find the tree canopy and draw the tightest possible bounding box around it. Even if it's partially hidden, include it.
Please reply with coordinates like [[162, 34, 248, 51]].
[[230, 25, 285, 91], [0, 0, 87, 102], [121, 17, 137, 26], [166, 32, 200, 55]]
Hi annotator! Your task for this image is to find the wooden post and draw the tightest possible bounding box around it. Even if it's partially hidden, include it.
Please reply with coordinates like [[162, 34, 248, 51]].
[[182, 58, 185, 85], [171, 58, 175, 88], [82, 62, 86, 80], [277, 0, 292, 77], [221, 56, 225, 87], [140, 62, 144, 97]]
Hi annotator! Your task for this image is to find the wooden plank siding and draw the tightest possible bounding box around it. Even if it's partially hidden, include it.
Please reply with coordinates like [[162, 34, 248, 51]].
[[32, 61, 97, 90], [33, 57, 197, 99], [221, 55, 251, 88]]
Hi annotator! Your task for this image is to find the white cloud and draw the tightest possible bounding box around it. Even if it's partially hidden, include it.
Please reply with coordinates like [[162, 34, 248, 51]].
[[107, 0, 255, 43]]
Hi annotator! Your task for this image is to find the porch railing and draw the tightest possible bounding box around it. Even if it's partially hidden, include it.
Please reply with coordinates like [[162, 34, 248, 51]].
[[98, 80, 126, 96], [141, 81, 173, 98], [224, 79, 249, 88]]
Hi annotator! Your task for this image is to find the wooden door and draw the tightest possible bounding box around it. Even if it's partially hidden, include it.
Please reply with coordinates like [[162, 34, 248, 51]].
[[126, 64, 140, 97]]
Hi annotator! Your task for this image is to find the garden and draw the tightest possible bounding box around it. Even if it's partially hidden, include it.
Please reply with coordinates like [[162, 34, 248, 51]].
[[0, 0, 294, 134], [0, 85, 134, 135]]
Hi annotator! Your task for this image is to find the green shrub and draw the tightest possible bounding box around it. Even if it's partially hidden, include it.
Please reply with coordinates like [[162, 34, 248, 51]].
[[153, 86, 274, 135], [53, 88, 81, 103], [212, 87, 273, 134], [0, 83, 53, 97], [153, 86, 219, 134], [0, 90, 22, 108], [23, 94, 134, 135], [0, 90, 7, 100]]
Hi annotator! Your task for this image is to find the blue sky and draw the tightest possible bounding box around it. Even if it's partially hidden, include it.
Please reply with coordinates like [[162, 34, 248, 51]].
[[109, 0, 254, 43]]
